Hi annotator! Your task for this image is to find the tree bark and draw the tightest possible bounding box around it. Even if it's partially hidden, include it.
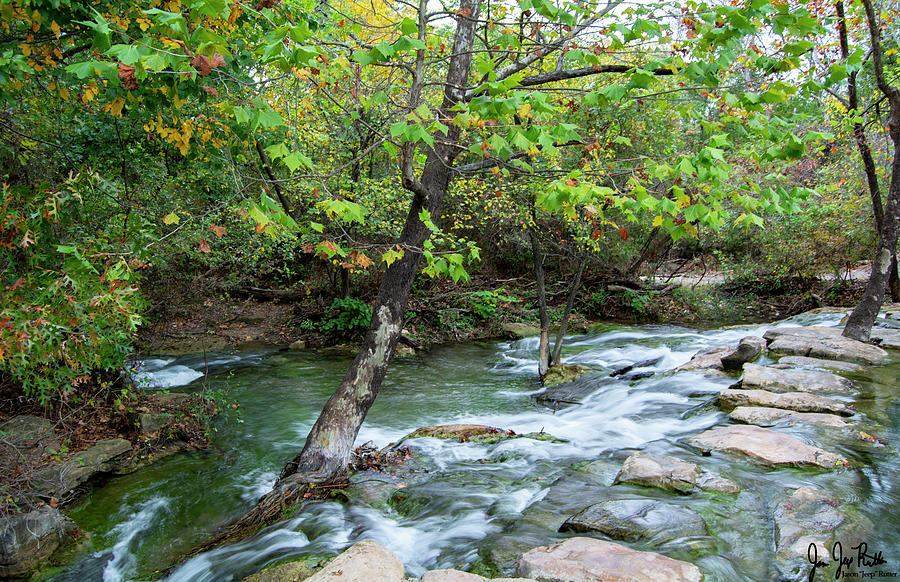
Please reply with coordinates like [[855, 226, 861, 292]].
[[529, 227, 550, 377], [843, 0, 900, 341], [550, 251, 586, 367], [255, 139, 294, 219]]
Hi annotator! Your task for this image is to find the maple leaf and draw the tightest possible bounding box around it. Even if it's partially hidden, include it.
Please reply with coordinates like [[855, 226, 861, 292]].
[[118, 63, 138, 90], [198, 239, 211, 253], [618, 228, 629, 241], [201, 86, 220, 97], [210, 53, 226, 69], [210, 224, 226, 237]]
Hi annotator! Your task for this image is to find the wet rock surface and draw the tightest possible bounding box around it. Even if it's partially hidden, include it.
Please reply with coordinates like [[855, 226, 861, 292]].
[[687, 425, 849, 469], [730, 406, 849, 428], [533, 375, 611, 408], [674, 345, 735, 374], [305, 539, 405, 582], [764, 326, 889, 365], [515, 537, 703, 582], [613, 451, 738, 494], [401, 424, 514, 443], [775, 355, 866, 374], [716, 388, 854, 416], [560, 499, 708, 543], [740, 363, 855, 394], [419, 570, 537, 582], [540, 363, 592, 387], [32, 438, 133, 498]]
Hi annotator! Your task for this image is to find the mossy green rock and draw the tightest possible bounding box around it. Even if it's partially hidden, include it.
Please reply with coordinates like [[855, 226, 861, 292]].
[[242, 559, 314, 582]]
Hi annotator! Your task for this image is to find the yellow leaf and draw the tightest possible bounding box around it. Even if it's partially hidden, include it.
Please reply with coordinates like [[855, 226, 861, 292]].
[[652, 215, 663, 227], [163, 211, 180, 225], [51, 20, 60, 38], [18, 43, 31, 57], [109, 97, 125, 117], [59, 87, 70, 100], [517, 103, 532, 119], [173, 92, 186, 109]]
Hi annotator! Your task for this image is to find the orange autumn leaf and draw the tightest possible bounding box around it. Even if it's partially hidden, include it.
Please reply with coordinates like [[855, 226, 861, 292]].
[[198, 239, 211, 253], [210, 224, 226, 237], [618, 228, 629, 241]]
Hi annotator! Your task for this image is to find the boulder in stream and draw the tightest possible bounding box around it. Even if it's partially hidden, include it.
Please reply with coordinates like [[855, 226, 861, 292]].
[[687, 425, 849, 469], [740, 363, 855, 394], [515, 537, 703, 582], [763, 326, 889, 365], [720, 336, 767, 371], [673, 345, 735, 374], [32, 438, 133, 498], [305, 539, 405, 582], [773, 486, 871, 581], [716, 388, 854, 416], [0, 506, 78, 578], [613, 451, 739, 494], [730, 406, 849, 428], [560, 499, 708, 544]]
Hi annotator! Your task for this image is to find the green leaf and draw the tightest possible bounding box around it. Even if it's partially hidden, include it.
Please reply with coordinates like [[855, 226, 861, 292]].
[[351, 50, 373, 66], [401, 17, 418, 36]]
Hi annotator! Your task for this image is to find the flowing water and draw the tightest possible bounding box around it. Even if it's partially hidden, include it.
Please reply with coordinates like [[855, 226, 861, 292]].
[[50, 313, 900, 581]]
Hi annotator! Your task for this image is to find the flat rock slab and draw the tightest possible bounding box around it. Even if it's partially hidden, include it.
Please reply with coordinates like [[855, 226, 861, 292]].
[[764, 326, 889, 365], [716, 389, 854, 416], [741, 363, 854, 394], [305, 539, 405, 582], [516, 537, 703, 582], [674, 345, 735, 374], [560, 499, 708, 543], [613, 451, 739, 494], [776, 356, 866, 374], [774, 487, 871, 580], [730, 406, 849, 429], [687, 425, 849, 469], [419, 570, 537, 582], [33, 438, 133, 497], [870, 326, 900, 349]]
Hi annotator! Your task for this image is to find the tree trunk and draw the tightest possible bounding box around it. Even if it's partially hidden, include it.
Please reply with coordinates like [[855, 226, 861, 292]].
[[254, 139, 294, 219], [836, 1, 900, 303], [550, 252, 586, 367], [529, 227, 550, 377], [843, 0, 900, 341], [190, 0, 484, 549]]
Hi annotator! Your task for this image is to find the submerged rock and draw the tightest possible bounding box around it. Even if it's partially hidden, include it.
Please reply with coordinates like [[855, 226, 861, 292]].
[[776, 355, 866, 374], [516, 537, 703, 582], [687, 425, 849, 469], [533, 376, 611, 408], [721, 336, 767, 371], [613, 451, 739, 494], [764, 326, 889, 365], [419, 570, 537, 582], [0, 506, 78, 578], [773, 486, 871, 580], [716, 388, 854, 416], [541, 363, 592, 387], [610, 356, 663, 377], [730, 406, 849, 428], [560, 499, 708, 544], [305, 539, 404, 582], [674, 345, 735, 374], [740, 363, 855, 394]]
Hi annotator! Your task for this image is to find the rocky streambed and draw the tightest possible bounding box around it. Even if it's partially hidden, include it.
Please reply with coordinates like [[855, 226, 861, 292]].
[[13, 308, 900, 581]]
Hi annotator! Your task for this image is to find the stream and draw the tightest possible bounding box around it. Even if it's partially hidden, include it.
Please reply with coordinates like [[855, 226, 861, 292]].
[[49, 312, 900, 581]]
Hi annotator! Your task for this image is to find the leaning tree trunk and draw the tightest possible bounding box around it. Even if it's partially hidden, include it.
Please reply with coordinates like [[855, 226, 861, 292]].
[[550, 251, 587, 367], [843, 0, 900, 341], [189, 0, 483, 552], [836, 1, 900, 303], [529, 227, 551, 377]]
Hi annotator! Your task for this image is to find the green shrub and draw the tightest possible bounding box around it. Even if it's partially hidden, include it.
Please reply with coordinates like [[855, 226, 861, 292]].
[[467, 288, 518, 320], [319, 297, 372, 335]]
